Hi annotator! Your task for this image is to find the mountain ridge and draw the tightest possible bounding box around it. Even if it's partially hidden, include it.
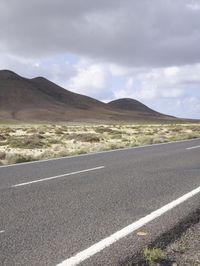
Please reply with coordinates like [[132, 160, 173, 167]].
[[0, 69, 177, 122]]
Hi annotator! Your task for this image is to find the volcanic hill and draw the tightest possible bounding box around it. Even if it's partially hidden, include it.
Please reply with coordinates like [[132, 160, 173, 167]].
[[0, 70, 176, 122]]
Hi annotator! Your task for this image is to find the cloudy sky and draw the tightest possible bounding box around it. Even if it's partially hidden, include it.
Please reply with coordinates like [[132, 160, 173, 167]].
[[0, 0, 200, 118]]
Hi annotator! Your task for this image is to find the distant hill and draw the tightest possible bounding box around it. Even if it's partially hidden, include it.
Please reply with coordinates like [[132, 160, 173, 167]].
[[108, 98, 157, 113], [0, 70, 177, 122], [108, 98, 169, 117]]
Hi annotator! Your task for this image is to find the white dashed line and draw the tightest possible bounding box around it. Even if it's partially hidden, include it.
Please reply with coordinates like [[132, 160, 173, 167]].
[[56, 185, 200, 266], [187, 145, 200, 150], [0, 230, 5, 234], [12, 166, 105, 187]]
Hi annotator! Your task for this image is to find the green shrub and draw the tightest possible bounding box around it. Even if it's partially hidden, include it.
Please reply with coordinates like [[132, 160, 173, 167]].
[[38, 151, 52, 160], [0, 141, 7, 146], [77, 148, 88, 155], [0, 151, 6, 160], [2, 127, 14, 134], [55, 128, 64, 135], [168, 135, 179, 141], [152, 136, 167, 144], [143, 247, 166, 264], [26, 128, 38, 134], [8, 135, 45, 149], [56, 150, 70, 157], [6, 154, 37, 164], [67, 133, 100, 143], [0, 134, 6, 141], [190, 126, 200, 132], [60, 126, 69, 132], [182, 133, 199, 139], [46, 138, 62, 145], [110, 132, 122, 139], [94, 127, 117, 134], [136, 136, 154, 145], [109, 143, 121, 150], [170, 127, 182, 133]]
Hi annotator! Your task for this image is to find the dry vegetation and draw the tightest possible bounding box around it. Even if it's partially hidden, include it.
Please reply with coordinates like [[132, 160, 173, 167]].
[[0, 123, 199, 166]]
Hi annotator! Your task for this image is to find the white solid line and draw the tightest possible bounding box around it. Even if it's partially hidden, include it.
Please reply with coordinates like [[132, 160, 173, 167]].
[[187, 145, 200, 150], [57, 185, 200, 266], [12, 166, 105, 188], [1, 137, 200, 169]]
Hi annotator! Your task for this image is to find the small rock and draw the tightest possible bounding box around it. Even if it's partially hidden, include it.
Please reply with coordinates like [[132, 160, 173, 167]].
[[137, 230, 148, 236]]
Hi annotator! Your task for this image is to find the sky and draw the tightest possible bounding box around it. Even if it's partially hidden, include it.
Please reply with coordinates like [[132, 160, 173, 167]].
[[0, 0, 200, 119]]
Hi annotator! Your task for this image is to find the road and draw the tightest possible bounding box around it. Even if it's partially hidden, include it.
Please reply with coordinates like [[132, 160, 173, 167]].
[[0, 139, 200, 266]]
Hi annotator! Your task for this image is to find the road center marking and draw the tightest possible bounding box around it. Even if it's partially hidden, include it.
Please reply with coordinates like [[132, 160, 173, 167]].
[[12, 166, 105, 187], [187, 145, 200, 150], [56, 185, 200, 266]]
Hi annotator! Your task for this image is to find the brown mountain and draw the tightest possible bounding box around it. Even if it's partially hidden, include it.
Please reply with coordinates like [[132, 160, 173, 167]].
[[108, 98, 170, 117], [0, 70, 176, 122], [108, 98, 157, 113]]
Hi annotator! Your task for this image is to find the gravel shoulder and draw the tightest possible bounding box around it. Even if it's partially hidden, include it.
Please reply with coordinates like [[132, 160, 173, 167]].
[[127, 209, 200, 266], [165, 218, 200, 266]]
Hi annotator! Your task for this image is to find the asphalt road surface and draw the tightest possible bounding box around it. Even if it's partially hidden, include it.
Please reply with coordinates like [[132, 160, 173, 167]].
[[0, 139, 200, 266]]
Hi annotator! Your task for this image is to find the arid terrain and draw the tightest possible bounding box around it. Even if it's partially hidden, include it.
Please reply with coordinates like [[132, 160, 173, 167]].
[[0, 123, 199, 166]]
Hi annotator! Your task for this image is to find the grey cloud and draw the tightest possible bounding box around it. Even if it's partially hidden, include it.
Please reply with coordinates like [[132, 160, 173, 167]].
[[0, 0, 200, 67], [180, 80, 200, 86], [148, 96, 200, 119], [0, 53, 77, 83]]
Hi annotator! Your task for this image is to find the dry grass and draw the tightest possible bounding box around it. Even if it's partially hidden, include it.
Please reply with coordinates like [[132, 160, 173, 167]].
[[0, 123, 199, 165]]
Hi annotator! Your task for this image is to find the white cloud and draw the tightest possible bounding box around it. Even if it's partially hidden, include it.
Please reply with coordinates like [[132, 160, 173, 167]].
[[69, 64, 106, 92], [65, 60, 115, 100], [164, 66, 180, 78], [108, 64, 132, 76], [186, 0, 200, 11], [165, 96, 200, 119], [114, 64, 200, 101]]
